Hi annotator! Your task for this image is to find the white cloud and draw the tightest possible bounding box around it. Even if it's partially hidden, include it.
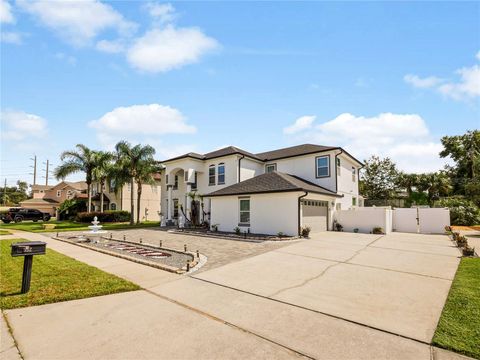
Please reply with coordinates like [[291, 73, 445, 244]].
[[284, 112, 448, 173], [403, 74, 443, 88], [127, 26, 218, 73], [144, 2, 176, 24], [17, 0, 136, 46], [404, 51, 480, 101], [89, 104, 196, 137], [283, 115, 316, 135], [437, 65, 480, 100], [1, 110, 48, 141], [96, 39, 125, 54], [1, 31, 22, 44], [0, 0, 14, 23]]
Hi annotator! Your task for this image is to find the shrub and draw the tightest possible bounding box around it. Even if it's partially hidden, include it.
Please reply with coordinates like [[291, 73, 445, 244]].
[[277, 231, 285, 238], [462, 245, 475, 256], [456, 236, 468, 248], [372, 227, 384, 234], [211, 224, 218, 232], [335, 223, 343, 232], [234, 226, 241, 235], [301, 226, 311, 238], [75, 211, 131, 223], [436, 197, 480, 226]]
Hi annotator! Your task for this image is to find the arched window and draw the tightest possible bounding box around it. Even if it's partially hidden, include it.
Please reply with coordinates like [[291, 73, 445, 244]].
[[209, 165, 216, 185], [111, 203, 117, 210], [218, 163, 225, 184]]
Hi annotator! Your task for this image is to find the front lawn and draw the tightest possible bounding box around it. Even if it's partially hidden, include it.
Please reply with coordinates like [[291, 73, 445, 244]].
[[432, 258, 480, 359], [0, 230, 11, 235], [0, 220, 160, 233], [1, 239, 140, 309]]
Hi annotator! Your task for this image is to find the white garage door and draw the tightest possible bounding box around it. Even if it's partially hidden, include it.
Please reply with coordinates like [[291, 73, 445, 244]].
[[302, 200, 328, 233]]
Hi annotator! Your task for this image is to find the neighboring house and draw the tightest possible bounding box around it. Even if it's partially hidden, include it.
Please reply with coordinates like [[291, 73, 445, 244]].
[[160, 144, 363, 236], [21, 181, 88, 216], [91, 174, 162, 222]]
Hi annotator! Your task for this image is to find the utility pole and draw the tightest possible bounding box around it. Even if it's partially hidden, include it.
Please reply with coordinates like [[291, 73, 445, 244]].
[[30, 155, 37, 185], [3, 178, 6, 206], [45, 160, 49, 186]]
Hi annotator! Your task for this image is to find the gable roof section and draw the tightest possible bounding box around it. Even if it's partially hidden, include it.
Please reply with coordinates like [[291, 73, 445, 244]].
[[255, 144, 337, 161], [206, 172, 341, 197], [20, 198, 60, 205], [163, 146, 261, 163]]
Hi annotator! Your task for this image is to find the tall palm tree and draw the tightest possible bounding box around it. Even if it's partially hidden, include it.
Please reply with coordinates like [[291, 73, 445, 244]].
[[134, 160, 161, 224], [91, 151, 114, 213], [115, 141, 157, 225], [54, 144, 97, 212]]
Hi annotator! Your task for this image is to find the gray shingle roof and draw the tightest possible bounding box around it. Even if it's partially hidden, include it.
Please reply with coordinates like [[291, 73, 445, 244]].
[[163, 146, 260, 162], [255, 144, 338, 161], [206, 172, 341, 197]]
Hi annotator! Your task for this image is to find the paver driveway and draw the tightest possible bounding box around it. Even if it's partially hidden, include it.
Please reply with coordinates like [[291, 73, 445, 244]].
[[190, 232, 461, 343]]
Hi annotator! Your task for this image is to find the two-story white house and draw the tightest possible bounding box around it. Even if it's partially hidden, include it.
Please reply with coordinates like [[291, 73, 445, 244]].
[[160, 144, 363, 236]]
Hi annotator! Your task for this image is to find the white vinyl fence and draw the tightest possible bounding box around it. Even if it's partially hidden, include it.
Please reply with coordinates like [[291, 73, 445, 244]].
[[392, 207, 450, 234], [334, 207, 393, 234], [334, 207, 450, 235]]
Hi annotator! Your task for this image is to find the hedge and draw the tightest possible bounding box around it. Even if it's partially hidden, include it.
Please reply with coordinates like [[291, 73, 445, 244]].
[[75, 211, 131, 223]]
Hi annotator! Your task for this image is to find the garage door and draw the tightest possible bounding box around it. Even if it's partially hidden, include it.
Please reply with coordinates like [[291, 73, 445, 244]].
[[302, 200, 328, 233]]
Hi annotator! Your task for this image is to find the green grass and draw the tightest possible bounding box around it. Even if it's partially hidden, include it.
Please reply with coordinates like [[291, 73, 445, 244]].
[[0, 230, 11, 235], [432, 258, 480, 359], [0, 239, 140, 309], [0, 220, 160, 233]]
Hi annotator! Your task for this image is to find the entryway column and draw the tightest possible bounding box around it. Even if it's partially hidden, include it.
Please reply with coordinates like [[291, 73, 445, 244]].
[[185, 183, 192, 216], [167, 185, 173, 220]]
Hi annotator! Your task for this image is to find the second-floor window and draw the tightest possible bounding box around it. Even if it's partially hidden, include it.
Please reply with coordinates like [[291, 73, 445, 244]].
[[218, 163, 225, 184], [265, 163, 277, 173], [209, 165, 215, 185], [316, 156, 330, 178], [192, 171, 198, 190], [173, 175, 178, 190], [56, 190, 62, 197], [352, 167, 356, 182]]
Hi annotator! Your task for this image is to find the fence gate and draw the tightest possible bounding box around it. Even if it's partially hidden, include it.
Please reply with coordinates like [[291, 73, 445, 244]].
[[392, 208, 450, 234]]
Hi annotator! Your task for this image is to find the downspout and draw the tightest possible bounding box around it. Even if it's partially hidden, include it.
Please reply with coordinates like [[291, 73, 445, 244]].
[[238, 155, 245, 183], [298, 191, 308, 236]]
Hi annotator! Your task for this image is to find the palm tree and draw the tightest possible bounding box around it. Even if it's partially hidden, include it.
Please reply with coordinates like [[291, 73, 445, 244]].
[[417, 172, 453, 205], [134, 160, 161, 224], [115, 141, 157, 225], [91, 151, 114, 213], [54, 144, 97, 212]]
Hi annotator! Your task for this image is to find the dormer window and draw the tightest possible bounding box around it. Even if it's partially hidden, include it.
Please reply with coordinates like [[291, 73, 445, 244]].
[[316, 155, 330, 178], [209, 165, 216, 186], [218, 163, 225, 184], [265, 163, 277, 173]]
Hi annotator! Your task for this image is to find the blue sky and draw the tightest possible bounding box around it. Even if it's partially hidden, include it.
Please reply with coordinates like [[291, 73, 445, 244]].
[[1, 1, 479, 185]]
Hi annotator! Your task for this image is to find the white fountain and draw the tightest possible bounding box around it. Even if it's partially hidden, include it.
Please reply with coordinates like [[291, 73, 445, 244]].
[[84, 216, 108, 243]]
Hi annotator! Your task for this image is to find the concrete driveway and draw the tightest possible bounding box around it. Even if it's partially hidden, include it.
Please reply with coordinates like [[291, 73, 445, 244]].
[[4, 230, 464, 360], [188, 232, 461, 343]]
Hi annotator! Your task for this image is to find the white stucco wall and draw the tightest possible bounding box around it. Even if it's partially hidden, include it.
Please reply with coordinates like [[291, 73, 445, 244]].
[[118, 181, 162, 222], [210, 192, 300, 236], [239, 157, 264, 182], [334, 208, 393, 234], [336, 154, 360, 209]]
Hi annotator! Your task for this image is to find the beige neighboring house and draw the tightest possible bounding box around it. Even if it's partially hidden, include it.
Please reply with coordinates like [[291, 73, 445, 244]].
[[21, 181, 88, 216], [91, 174, 162, 222]]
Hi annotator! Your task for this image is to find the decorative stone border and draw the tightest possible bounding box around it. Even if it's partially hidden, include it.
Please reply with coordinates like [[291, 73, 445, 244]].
[[52, 235, 201, 274]]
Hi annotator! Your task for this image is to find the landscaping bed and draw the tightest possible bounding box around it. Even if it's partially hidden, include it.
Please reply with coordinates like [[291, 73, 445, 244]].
[[168, 228, 298, 242], [0, 239, 140, 309], [54, 235, 197, 273], [432, 257, 480, 359]]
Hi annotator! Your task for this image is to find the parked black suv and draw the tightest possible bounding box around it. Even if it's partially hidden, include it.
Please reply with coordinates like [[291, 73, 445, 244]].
[[1, 208, 51, 223]]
